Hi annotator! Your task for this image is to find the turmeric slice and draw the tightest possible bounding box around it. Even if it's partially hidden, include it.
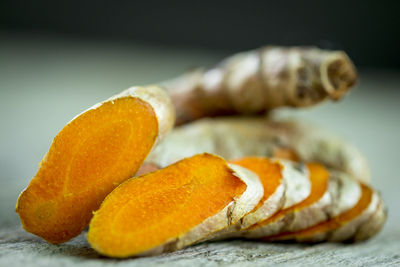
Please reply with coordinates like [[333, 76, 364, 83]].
[[281, 163, 332, 232], [16, 86, 175, 244], [328, 183, 380, 242], [277, 160, 311, 209], [231, 157, 285, 229], [242, 162, 329, 238], [87, 153, 263, 258], [269, 182, 379, 243], [353, 197, 387, 242]]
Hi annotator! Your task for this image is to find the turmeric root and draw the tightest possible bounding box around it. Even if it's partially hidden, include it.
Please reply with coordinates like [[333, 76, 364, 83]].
[[16, 86, 175, 244], [163, 46, 357, 125], [146, 117, 370, 183], [16, 44, 383, 254], [87, 153, 263, 258]]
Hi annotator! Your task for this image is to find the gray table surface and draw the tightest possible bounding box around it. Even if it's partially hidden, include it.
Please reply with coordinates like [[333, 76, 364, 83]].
[[1, 33, 399, 266]]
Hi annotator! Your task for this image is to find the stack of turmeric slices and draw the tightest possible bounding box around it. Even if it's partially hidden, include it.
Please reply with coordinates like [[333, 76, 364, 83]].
[[87, 154, 386, 257]]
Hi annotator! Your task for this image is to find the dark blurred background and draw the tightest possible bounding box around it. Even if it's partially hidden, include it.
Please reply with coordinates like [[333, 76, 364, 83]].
[[1, 0, 399, 68]]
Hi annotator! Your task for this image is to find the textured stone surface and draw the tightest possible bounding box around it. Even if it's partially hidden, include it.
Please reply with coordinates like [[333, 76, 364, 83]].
[[1, 34, 400, 266], [1, 226, 399, 267]]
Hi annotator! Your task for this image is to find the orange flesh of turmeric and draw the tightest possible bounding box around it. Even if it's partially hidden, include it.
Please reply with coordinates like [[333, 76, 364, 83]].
[[230, 157, 282, 212], [16, 97, 158, 244], [249, 163, 330, 230], [269, 182, 373, 241], [87, 154, 247, 258]]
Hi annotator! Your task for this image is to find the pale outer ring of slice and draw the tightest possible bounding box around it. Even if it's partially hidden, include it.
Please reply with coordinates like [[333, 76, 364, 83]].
[[353, 197, 386, 241], [114, 85, 175, 144], [329, 189, 379, 242], [294, 172, 363, 242], [277, 159, 311, 209]]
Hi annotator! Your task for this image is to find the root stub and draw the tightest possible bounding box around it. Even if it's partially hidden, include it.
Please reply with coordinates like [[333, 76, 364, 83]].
[[16, 94, 162, 244]]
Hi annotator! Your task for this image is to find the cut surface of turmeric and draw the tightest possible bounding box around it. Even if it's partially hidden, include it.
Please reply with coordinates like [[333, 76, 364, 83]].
[[88, 153, 263, 258], [16, 86, 174, 244]]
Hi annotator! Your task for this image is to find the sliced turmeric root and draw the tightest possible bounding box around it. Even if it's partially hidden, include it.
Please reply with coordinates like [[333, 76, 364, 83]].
[[87, 153, 263, 258], [16, 86, 175, 244], [268, 182, 379, 242], [243, 162, 330, 238]]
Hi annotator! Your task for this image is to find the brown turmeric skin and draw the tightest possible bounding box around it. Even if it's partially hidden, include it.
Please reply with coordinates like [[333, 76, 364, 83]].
[[16, 86, 175, 244], [163, 46, 357, 125]]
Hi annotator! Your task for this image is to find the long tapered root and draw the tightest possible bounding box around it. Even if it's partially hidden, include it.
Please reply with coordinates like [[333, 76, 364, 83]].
[[16, 86, 174, 244], [164, 46, 357, 125], [146, 117, 370, 183]]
